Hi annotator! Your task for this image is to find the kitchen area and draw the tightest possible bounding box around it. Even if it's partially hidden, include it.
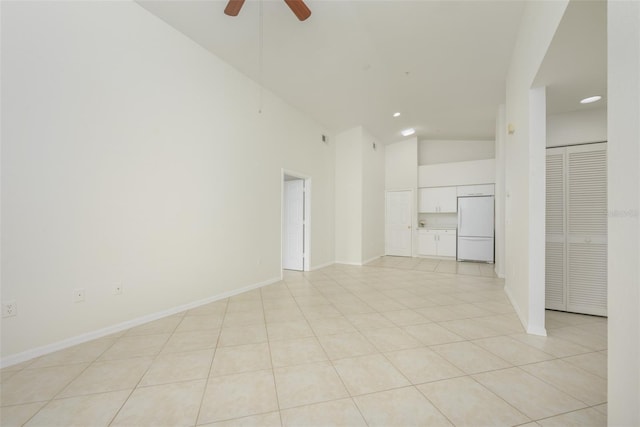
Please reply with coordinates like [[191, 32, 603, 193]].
[[418, 183, 495, 264], [384, 138, 500, 276], [413, 140, 498, 272]]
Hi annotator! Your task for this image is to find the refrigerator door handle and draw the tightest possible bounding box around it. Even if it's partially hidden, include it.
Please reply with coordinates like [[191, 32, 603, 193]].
[[458, 208, 462, 231]]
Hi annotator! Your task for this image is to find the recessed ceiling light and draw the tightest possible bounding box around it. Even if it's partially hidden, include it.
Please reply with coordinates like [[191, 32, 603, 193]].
[[580, 95, 602, 104], [393, 112, 401, 117], [401, 128, 415, 137]]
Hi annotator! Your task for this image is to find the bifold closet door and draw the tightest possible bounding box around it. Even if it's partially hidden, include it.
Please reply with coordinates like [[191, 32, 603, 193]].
[[566, 143, 607, 316], [545, 142, 607, 316], [545, 147, 566, 311]]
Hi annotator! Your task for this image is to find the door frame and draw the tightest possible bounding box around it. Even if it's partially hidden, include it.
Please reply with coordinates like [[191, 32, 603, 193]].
[[385, 188, 414, 257], [281, 169, 311, 273]]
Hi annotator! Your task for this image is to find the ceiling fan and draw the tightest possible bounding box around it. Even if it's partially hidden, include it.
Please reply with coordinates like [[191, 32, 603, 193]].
[[224, 0, 312, 21]]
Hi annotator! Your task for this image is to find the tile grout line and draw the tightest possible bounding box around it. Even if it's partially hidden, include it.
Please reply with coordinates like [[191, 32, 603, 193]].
[[259, 280, 285, 427], [514, 365, 596, 410], [190, 298, 228, 427], [469, 371, 534, 424], [305, 268, 501, 424], [106, 310, 189, 426], [515, 361, 607, 408], [289, 273, 372, 427], [19, 329, 126, 426], [532, 403, 608, 424]]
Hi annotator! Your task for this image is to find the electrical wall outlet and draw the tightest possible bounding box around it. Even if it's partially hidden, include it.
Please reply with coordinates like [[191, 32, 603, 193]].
[[73, 288, 85, 303], [113, 283, 123, 295], [2, 300, 17, 317]]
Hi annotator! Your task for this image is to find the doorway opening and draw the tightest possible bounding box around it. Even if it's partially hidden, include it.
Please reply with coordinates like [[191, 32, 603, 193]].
[[282, 170, 311, 272]]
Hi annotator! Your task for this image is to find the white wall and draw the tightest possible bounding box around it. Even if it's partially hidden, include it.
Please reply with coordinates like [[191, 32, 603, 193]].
[[527, 86, 547, 336], [385, 137, 418, 256], [607, 0, 640, 424], [334, 126, 385, 265], [418, 139, 495, 165], [361, 130, 385, 264], [503, 0, 568, 335], [547, 108, 607, 147], [418, 159, 495, 188], [334, 127, 363, 265], [495, 105, 506, 278], [385, 137, 418, 191], [1, 1, 335, 363]]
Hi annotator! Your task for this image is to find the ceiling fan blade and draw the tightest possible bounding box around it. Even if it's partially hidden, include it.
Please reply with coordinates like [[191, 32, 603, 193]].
[[284, 0, 311, 21], [224, 0, 246, 17]]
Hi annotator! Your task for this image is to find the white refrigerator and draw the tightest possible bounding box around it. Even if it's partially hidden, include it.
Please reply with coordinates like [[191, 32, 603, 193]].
[[457, 195, 494, 263]]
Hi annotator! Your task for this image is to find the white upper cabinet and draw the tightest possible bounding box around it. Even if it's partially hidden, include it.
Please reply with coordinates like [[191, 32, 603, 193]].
[[457, 184, 495, 197], [419, 186, 457, 213], [419, 189, 438, 212]]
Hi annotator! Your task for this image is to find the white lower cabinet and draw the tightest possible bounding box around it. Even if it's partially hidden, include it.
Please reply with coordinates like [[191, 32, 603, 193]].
[[418, 231, 438, 256], [437, 231, 457, 257], [418, 229, 456, 257]]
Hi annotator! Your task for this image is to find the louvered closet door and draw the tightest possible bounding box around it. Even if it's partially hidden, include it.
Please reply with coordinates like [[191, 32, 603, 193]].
[[545, 148, 566, 310], [566, 143, 607, 316]]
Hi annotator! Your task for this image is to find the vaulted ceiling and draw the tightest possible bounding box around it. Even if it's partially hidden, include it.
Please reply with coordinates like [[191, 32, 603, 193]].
[[137, 0, 606, 143]]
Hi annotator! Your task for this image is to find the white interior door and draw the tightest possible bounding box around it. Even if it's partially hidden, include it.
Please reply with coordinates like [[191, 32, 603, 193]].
[[544, 143, 607, 316], [566, 143, 607, 316], [385, 190, 412, 257], [283, 179, 304, 271]]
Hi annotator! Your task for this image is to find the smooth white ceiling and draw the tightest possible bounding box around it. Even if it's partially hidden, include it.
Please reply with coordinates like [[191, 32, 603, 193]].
[[137, 0, 606, 143]]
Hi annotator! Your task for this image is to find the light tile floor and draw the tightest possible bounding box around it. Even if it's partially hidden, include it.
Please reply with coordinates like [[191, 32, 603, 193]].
[[1, 258, 607, 426]]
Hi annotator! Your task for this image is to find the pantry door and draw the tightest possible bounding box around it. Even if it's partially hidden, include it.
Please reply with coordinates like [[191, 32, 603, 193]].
[[385, 190, 413, 257]]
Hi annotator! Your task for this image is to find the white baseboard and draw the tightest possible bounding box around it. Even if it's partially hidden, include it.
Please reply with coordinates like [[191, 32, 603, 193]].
[[504, 284, 528, 332], [361, 255, 381, 265], [415, 255, 456, 261], [0, 276, 281, 369], [504, 284, 547, 337], [334, 260, 363, 266], [310, 261, 334, 271], [527, 324, 548, 336], [334, 255, 382, 267]]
